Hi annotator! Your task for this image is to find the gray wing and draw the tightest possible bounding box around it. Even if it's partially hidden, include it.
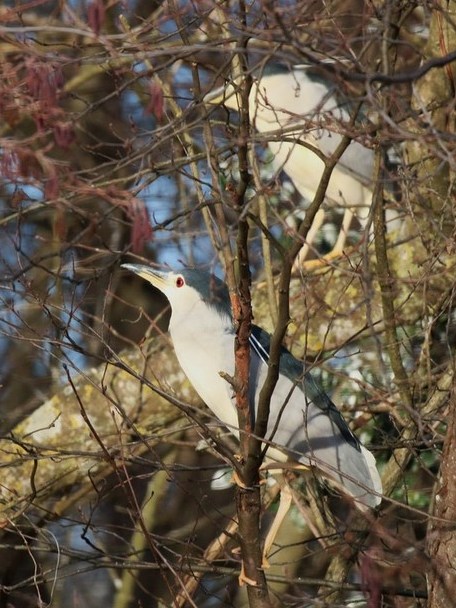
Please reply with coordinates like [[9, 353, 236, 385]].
[[249, 325, 380, 507]]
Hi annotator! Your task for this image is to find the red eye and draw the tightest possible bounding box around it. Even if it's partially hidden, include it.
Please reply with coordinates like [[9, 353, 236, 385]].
[[176, 276, 185, 288]]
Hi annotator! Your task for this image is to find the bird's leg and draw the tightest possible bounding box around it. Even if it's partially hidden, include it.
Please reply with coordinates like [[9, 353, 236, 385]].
[[292, 208, 326, 270], [296, 207, 355, 272], [262, 480, 293, 568], [230, 453, 249, 489], [231, 469, 249, 489], [331, 206, 354, 256], [238, 562, 259, 587], [236, 473, 281, 584], [230, 546, 259, 586]]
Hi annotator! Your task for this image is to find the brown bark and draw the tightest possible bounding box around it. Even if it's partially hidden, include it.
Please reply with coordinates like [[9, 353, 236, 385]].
[[427, 381, 456, 607]]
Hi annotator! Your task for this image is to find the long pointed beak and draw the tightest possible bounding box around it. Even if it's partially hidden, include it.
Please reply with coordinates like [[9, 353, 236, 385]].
[[121, 264, 169, 290]]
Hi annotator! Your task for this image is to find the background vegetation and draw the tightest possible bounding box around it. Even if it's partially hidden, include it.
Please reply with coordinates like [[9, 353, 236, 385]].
[[0, 1, 455, 606]]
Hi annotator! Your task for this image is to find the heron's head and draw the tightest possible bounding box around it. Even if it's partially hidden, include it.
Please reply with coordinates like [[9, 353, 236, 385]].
[[121, 265, 232, 325]]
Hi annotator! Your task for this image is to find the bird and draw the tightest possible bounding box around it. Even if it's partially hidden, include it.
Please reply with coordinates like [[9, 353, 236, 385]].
[[122, 264, 382, 511], [205, 62, 398, 266]]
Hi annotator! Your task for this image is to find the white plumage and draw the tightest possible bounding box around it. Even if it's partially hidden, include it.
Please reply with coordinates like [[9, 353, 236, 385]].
[[205, 63, 400, 261], [123, 265, 382, 509]]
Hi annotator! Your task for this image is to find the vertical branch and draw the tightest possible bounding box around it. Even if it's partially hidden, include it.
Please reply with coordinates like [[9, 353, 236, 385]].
[[426, 374, 456, 608], [229, 7, 273, 605], [230, 31, 253, 469], [323, 8, 408, 604], [250, 150, 278, 323], [200, 3, 272, 602], [374, 0, 413, 414], [372, 154, 413, 412], [254, 134, 353, 456], [424, 4, 456, 605]]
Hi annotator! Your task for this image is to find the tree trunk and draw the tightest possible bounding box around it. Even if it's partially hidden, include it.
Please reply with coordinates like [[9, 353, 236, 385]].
[[427, 380, 456, 607]]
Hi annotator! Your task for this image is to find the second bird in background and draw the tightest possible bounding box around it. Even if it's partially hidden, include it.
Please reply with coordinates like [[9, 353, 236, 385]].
[[205, 60, 400, 266]]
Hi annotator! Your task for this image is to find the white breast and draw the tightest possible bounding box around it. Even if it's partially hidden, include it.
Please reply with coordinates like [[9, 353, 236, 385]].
[[168, 303, 239, 434], [251, 72, 374, 211]]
